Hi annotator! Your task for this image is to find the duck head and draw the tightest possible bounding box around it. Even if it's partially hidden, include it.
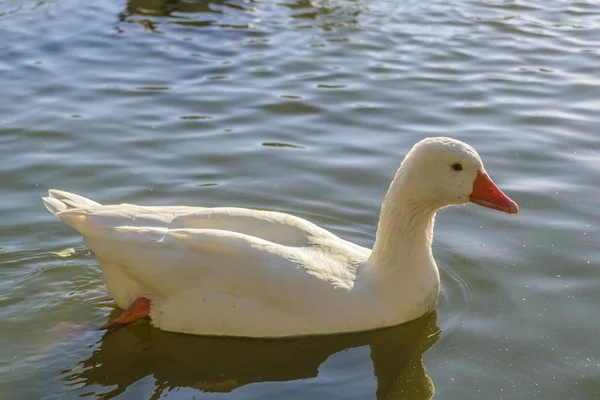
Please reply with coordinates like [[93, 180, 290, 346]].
[[392, 137, 518, 215]]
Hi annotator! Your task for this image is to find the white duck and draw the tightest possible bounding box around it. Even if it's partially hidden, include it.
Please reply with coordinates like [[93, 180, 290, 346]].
[[43, 137, 518, 338]]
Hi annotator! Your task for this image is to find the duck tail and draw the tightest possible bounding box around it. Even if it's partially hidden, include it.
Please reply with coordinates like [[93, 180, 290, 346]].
[[42, 190, 101, 215]]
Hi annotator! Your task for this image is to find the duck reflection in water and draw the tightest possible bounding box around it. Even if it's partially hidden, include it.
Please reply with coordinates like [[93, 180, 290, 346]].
[[121, 0, 361, 30], [61, 310, 439, 400]]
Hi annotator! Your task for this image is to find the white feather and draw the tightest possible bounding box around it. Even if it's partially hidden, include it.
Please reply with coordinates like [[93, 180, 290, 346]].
[[42, 137, 512, 337]]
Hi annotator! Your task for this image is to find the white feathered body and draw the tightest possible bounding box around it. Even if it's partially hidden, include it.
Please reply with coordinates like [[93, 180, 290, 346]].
[[41, 138, 519, 337], [43, 190, 439, 337]]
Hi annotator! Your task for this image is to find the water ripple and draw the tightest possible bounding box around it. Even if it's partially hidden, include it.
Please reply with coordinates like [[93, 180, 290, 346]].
[[2, 0, 600, 399]]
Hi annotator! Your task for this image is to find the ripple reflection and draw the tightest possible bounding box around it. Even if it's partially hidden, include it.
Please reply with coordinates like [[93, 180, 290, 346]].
[[60, 311, 439, 399]]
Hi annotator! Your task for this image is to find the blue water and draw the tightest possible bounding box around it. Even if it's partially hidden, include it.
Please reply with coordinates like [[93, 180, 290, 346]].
[[1, 0, 600, 399]]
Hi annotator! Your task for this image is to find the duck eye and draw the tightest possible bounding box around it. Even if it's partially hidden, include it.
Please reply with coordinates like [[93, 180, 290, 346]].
[[451, 163, 463, 172]]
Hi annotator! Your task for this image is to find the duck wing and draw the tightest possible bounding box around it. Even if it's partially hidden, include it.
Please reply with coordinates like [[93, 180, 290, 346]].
[[43, 190, 337, 247]]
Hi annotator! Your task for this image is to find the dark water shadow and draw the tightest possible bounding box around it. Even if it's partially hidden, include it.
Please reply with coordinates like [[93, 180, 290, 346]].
[[120, 0, 363, 30], [123, 0, 253, 18], [61, 310, 439, 399]]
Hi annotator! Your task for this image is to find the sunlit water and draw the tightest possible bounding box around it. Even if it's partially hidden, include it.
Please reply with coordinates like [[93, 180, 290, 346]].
[[1, 0, 600, 399]]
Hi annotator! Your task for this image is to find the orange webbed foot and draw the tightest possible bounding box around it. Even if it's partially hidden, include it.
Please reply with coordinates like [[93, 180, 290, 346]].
[[99, 297, 151, 331]]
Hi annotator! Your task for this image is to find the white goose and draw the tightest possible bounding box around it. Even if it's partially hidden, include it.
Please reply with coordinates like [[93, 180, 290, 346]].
[[43, 137, 518, 337]]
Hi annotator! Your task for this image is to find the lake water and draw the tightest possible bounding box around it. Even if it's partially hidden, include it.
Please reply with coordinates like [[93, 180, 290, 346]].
[[1, 0, 599, 399]]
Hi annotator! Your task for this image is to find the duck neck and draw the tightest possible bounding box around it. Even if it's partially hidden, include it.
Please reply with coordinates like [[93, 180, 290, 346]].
[[368, 176, 438, 270]]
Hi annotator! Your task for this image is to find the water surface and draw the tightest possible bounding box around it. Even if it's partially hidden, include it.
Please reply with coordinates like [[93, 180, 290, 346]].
[[1, 0, 600, 399]]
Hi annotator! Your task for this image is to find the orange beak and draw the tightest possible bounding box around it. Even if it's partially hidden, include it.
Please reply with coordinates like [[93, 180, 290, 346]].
[[469, 170, 518, 215]]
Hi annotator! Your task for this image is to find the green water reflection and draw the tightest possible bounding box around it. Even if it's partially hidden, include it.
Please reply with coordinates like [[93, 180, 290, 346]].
[[62, 311, 438, 399]]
